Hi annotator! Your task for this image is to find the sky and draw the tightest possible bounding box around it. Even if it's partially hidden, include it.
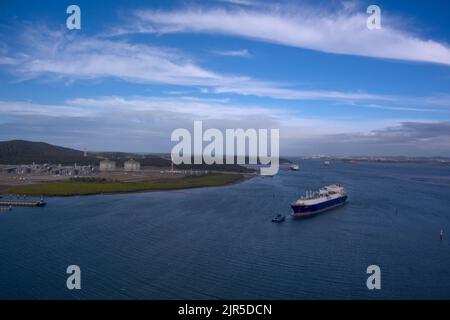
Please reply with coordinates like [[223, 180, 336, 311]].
[[0, 0, 449, 156]]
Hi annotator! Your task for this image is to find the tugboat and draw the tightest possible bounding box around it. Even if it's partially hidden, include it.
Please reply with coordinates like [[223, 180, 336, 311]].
[[272, 214, 286, 223], [289, 164, 300, 171], [37, 199, 47, 207]]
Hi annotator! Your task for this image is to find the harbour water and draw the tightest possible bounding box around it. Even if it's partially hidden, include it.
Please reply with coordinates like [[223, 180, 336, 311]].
[[1, 160, 450, 299]]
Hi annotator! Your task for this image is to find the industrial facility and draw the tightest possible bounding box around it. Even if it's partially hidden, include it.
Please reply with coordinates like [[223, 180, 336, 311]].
[[124, 159, 141, 172], [99, 159, 116, 171], [99, 159, 141, 172]]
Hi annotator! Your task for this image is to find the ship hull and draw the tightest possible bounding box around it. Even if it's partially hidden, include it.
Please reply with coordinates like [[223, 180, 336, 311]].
[[290, 195, 347, 217]]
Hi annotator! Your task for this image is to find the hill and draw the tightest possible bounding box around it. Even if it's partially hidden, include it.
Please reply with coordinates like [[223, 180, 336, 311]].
[[0, 140, 98, 165], [0, 140, 256, 172]]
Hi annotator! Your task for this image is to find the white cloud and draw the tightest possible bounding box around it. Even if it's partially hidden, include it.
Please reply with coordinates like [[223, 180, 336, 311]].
[[212, 83, 392, 101], [64, 96, 281, 124], [213, 49, 252, 57], [1, 24, 449, 110], [0, 96, 388, 135], [2, 96, 448, 155], [215, 0, 260, 6], [3, 26, 225, 86], [0, 25, 398, 103], [0, 100, 95, 117], [0, 96, 417, 135], [125, 5, 450, 66], [361, 104, 450, 114], [0, 57, 19, 65]]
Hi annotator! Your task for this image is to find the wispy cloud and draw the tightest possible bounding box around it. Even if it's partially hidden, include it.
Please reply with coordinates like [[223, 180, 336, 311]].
[[0, 25, 395, 103], [0, 96, 282, 151], [0, 57, 19, 65], [212, 49, 252, 57], [0, 95, 392, 137], [1, 25, 226, 86], [123, 4, 450, 66], [1, 24, 448, 111], [212, 84, 392, 101], [2, 96, 448, 155], [359, 103, 450, 114], [215, 0, 260, 6], [0, 100, 95, 117]]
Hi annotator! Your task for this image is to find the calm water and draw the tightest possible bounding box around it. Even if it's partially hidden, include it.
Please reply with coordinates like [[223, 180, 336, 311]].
[[1, 160, 450, 299]]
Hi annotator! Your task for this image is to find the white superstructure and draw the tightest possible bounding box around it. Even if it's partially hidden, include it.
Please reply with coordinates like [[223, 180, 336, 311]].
[[290, 183, 348, 217]]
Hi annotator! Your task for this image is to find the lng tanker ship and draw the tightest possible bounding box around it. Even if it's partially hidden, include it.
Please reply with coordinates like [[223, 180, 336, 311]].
[[290, 183, 347, 217]]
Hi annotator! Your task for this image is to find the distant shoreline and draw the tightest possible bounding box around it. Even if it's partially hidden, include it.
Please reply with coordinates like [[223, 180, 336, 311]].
[[3, 173, 253, 197]]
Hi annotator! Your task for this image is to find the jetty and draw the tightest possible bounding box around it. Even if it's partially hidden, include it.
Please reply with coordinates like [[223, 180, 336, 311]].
[[0, 200, 46, 207]]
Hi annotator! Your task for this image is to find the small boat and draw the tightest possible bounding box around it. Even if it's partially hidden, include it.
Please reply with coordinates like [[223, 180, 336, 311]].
[[324, 160, 331, 166], [272, 214, 286, 223], [289, 164, 300, 171]]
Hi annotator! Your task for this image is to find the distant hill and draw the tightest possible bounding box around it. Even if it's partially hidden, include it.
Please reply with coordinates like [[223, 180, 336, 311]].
[[0, 140, 172, 166], [0, 140, 98, 165], [0, 140, 257, 172]]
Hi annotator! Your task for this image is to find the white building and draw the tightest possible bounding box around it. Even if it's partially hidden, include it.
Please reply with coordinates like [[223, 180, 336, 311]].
[[99, 159, 116, 171], [124, 159, 141, 172]]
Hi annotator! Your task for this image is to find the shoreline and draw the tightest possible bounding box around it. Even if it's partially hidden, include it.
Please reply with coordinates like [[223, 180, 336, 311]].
[[1, 173, 255, 198]]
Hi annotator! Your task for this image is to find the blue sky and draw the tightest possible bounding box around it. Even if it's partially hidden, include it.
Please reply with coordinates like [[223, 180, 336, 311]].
[[0, 0, 449, 156]]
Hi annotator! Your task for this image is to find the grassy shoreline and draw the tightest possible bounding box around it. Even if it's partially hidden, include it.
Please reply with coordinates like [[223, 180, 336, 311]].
[[5, 174, 247, 197]]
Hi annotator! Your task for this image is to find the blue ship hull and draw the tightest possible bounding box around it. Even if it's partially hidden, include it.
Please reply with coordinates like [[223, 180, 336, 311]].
[[291, 195, 347, 217]]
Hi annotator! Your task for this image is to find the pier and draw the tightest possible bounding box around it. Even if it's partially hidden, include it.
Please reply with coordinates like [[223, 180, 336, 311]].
[[0, 200, 46, 207]]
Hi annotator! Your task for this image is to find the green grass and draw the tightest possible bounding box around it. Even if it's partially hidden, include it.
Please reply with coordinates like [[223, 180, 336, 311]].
[[6, 174, 244, 196]]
